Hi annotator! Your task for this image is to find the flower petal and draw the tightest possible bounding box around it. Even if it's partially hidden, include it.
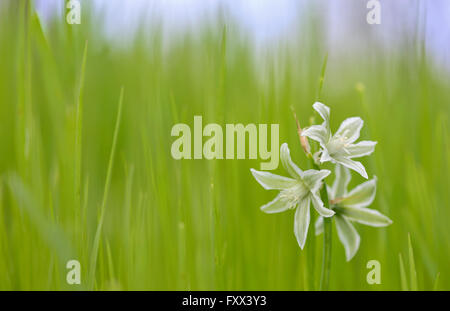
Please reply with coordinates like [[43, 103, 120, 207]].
[[310, 193, 335, 217], [301, 169, 331, 192], [280, 143, 303, 180], [335, 215, 360, 261], [334, 206, 393, 227], [250, 168, 298, 190], [345, 141, 377, 158], [312, 102, 330, 125], [340, 177, 377, 208], [331, 164, 351, 199], [301, 124, 328, 146], [294, 196, 310, 249], [315, 216, 324, 236], [319, 148, 333, 163], [333, 155, 368, 179], [260, 194, 290, 214], [335, 117, 363, 144]]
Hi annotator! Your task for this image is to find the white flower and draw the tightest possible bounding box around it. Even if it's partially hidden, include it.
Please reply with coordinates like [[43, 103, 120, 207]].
[[315, 164, 393, 261], [251, 143, 334, 249], [302, 102, 377, 179]]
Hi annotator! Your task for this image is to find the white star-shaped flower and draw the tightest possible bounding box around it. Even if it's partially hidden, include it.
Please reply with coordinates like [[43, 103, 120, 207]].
[[251, 143, 334, 249], [315, 164, 393, 261], [302, 102, 377, 179]]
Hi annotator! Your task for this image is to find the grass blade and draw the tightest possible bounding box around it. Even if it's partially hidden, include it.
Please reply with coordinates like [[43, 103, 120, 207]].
[[88, 87, 124, 289], [75, 41, 88, 205], [399, 253, 409, 291], [433, 272, 440, 291], [316, 52, 328, 101], [408, 233, 418, 291], [8, 174, 76, 275]]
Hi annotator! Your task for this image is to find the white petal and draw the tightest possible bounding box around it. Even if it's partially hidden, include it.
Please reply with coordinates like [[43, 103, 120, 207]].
[[335, 206, 393, 227], [326, 186, 334, 199], [294, 197, 310, 249], [301, 124, 328, 146], [335, 117, 363, 144], [333, 156, 368, 179], [345, 141, 377, 158], [312, 102, 330, 125], [301, 169, 331, 192], [250, 168, 298, 190], [312, 151, 322, 165], [315, 216, 324, 236], [310, 193, 335, 217], [331, 164, 351, 199], [260, 194, 290, 214], [335, 215, 360, 261], [280, 143, 303, 180], [340, 177, 377, 208], [319, 148, 333, 163]]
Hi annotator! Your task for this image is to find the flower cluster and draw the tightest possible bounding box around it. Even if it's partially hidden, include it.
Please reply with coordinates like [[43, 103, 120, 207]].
[[251, 102, 392, 260]]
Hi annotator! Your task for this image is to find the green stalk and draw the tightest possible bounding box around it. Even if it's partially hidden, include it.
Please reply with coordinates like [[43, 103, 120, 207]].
[[88, 87, 124, 289], [75, 41, 88, 207], [320, 208, 332, 290], [313, 162, 332, 291]]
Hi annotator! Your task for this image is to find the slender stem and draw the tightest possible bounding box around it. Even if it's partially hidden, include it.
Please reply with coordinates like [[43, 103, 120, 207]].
[[313, 162, 332, 291], [320, 215, 332, 290], [319, 184, 332, 290]]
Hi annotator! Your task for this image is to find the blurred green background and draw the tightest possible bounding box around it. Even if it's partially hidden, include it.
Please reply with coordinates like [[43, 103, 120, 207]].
[[0, 0, 449, 290]]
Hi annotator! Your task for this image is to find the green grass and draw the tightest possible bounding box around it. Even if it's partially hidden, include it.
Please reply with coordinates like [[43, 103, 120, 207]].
[[0, 1, 449, 290]]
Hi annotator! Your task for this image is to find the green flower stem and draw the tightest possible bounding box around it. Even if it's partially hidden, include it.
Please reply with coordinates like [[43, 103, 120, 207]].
[[320, 210, 332, 290], [313, 162, 332, 291]]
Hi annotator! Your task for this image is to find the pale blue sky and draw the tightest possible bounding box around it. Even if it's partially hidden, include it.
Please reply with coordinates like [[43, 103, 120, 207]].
[[34, 0, 450, 68]]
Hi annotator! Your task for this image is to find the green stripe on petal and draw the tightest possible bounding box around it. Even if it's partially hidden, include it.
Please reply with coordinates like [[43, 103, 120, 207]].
[[335, 215, 360, 261], [301, 169, 331, 192], [334, 206, 393, 227], [331, 164, 351, 199], [340, 177, 377, 208], [250, 168, 298, 190], [333, 155, 368, 179], [280, 143, 303, 179], [346, 141, 377, 158], [294, 197, 310, 249], [260, 194, 290, 214], [335, 117, 363, 144], [310, 193, 335, 217]]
